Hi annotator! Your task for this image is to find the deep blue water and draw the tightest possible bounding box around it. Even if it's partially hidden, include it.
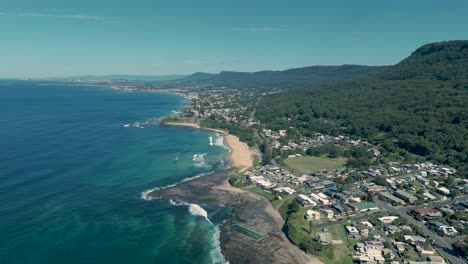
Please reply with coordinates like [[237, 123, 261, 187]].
[[0, 81, 228, 264]]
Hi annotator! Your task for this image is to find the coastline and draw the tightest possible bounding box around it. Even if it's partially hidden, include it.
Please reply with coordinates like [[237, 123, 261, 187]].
[[161, 122, 254, 172], [153, 121, 322, 264]]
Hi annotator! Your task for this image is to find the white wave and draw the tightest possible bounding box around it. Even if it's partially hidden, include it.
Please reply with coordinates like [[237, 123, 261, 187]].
[[209, 136, 213, 146], [193, 153, 209, 168], [167, 200, 212, 224], [192, 153, 206, 162], [140, 171, 214, 200], [142, 191, 228, 263], [188, 203, 212, 224], [168, 199, 189, 206], [211, 226, 228, 264], [213, 133, 228, 149], [123, 117, 160, 129]]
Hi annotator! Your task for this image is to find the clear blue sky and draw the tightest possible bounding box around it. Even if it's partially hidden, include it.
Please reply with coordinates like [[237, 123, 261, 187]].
[[1, 0, 467, 78]]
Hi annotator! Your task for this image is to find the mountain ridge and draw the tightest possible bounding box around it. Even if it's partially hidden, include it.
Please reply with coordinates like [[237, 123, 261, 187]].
[[174, 64, 389, 89]]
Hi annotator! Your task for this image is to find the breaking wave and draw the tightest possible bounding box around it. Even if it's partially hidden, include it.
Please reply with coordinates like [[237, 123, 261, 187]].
[[192, 153, 208, 168], [210, 225, 228, 264], [167, 200, 226, 263], [213, 133, 227, 148], [140, 171, 214, 200], [122, 117, 160, 128]]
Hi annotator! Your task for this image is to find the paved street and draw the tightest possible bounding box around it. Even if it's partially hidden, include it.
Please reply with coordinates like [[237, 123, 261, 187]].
[[373, 198, 467, 264]]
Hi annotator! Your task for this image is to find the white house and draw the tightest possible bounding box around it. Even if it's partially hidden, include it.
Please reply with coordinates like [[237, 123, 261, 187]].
[[378, 216, 399, 224]]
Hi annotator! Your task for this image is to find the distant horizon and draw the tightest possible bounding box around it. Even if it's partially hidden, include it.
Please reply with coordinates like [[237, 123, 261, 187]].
[[1, 62, 394, 80], [1, 0, 468, 78]]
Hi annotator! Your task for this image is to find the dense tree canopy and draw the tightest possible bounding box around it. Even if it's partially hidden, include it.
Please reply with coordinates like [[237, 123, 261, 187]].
[[257, 41, 468, 168]]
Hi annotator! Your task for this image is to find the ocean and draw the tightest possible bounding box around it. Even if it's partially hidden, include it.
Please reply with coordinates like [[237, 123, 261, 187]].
[[0, 81, 229, 264]]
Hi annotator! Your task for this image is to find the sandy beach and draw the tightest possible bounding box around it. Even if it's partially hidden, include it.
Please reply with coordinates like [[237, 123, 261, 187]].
[[156, 121, 322, 264], [162, 122, 254, 172]]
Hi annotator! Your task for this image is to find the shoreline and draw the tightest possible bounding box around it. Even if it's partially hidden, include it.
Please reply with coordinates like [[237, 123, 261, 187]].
[[161, 121, 254, 172], [154, 121, 322, 264]]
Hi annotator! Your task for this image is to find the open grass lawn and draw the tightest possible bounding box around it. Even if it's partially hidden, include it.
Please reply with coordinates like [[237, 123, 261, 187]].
[[320, 225, 353, 264], [284, 156, 347, 173], [248, 187, 276, 201]]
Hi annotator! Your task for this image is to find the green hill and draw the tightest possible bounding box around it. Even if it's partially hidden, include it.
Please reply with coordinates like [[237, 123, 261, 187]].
[[256, 40, 468, 168], [175, 65, 388, 89]]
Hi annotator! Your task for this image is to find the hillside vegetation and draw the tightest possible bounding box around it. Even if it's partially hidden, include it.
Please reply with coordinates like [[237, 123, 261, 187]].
[[257, 41, 468, 168], [175, 65, 388, 90]]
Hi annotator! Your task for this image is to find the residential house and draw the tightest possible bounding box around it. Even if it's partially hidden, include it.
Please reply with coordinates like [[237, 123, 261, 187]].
[[414, 241, 435, 255], [305, 210, 321, 220], [378, 216, 399, 224]]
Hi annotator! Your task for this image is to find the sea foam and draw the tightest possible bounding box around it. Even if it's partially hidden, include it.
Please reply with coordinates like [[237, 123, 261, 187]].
[[140, 171, 214, 200], [213, 133, 227, 149], [168, 200, 212, 224], [210, 225, 228, 264], [192, 153, 208, 168]]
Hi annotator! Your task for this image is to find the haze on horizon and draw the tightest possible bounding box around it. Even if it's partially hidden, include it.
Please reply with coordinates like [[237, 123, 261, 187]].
[[1, 0, 468, 78]]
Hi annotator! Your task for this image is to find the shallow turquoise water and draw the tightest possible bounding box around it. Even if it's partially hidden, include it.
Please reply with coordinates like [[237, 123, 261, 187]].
[[0, 81, 228, 264]]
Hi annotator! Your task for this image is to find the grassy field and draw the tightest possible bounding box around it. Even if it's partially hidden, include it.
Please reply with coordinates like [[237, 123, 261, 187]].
[[320, 225, 353, 264], [284, 156, 347, 173]]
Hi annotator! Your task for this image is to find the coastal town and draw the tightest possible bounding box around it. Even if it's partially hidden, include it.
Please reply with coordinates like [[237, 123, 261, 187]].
[[80, 79, 467, 264], [95, 79, 468, 263], [4, 2, 468, 264]]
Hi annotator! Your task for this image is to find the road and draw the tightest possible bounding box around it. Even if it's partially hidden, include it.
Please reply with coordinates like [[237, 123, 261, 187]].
[[404, 195, 468, 212], [249, 96, 279, 166], [373, 198, 467, 264], [378, 230, 404, 264]]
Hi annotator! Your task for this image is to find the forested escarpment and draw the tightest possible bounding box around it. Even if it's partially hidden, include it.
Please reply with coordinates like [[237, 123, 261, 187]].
[[175, 65, 388, 90], [256, 41, 468, 168]]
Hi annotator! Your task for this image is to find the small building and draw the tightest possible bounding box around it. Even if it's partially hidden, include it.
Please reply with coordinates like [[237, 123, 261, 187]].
[[393, 189, 417, 204], [413, 208, 439, 218], [305, 210, 321, 220], [356, 224, 370, 237], [332, 203, 350, 215], [321, 180, 335, 189], [417, 176, 430, 186], [273, 187, 296, 195], [378, 216, 399, 224], [363, 184, 387, 193], [320, 208, 334, 219], [346, 226, 359, 236], [310, 193, 330, 205], [436, 187, 450, 196], [379, 192, 406, 206], [414, 241, 435, 255], [422, 191, 437, 200], [297, 194, 317, 207], [428, 256, 446, 263], [357, 202, 379, 212], [438, 225, 458, 237], [385, 225, 400, 235], [394, 242, 406, 252]]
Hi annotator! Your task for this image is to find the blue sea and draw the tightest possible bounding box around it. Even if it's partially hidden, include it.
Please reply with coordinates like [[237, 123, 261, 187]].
[[0, 81, 229, 264]]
